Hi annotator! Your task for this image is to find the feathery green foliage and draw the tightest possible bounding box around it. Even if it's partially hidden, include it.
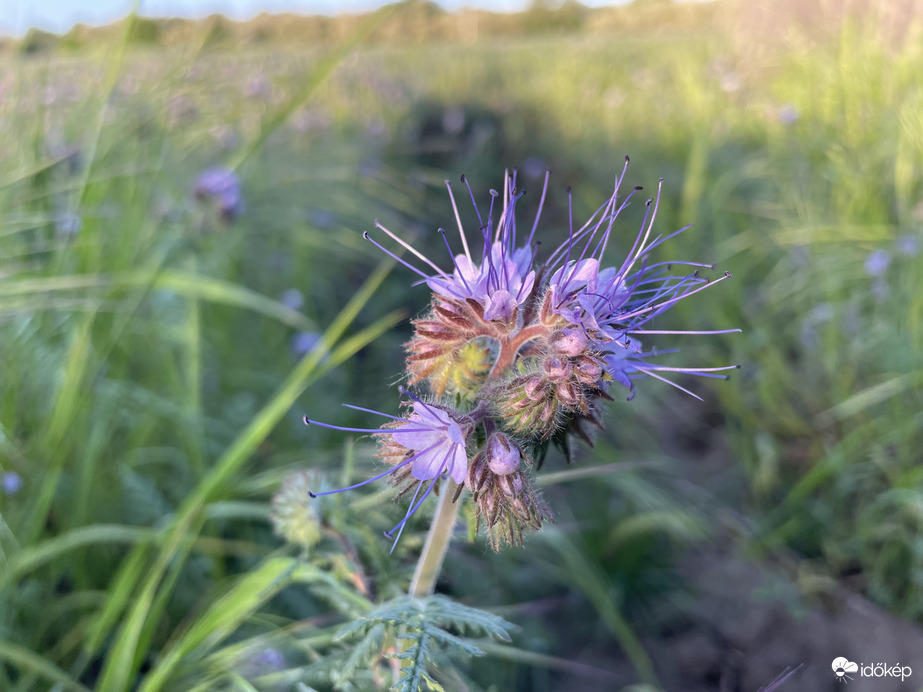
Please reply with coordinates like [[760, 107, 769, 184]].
[[336, 595, 514, 692]]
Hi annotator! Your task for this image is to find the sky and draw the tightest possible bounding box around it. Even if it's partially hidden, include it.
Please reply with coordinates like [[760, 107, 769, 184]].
[[1, 0, 634, 37]]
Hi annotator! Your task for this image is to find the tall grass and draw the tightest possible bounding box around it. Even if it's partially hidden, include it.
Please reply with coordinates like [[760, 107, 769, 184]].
[[0, 5, 920, 690]]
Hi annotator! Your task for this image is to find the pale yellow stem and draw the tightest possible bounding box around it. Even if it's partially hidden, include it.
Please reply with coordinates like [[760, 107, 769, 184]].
[[408, 480, 461, 597]]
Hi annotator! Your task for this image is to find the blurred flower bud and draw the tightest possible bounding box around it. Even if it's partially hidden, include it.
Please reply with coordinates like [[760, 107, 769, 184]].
[[271, 471, 323, 549]]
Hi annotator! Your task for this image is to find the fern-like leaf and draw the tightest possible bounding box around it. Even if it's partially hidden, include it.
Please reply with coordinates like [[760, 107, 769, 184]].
[[334, 594, 514, 691]]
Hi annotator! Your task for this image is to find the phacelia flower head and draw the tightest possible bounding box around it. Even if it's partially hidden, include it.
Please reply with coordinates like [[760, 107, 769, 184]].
[[304, 387, 471, 549], [194, 167, 243, 222], [302, 159, 738, 551]]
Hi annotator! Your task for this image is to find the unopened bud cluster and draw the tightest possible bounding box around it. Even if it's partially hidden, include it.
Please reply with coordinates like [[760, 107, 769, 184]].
[[305, 161, 737, 551]]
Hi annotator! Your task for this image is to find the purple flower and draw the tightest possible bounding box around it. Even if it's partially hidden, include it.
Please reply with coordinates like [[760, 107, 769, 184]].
[[368, 162, 738, 401], [537, 167, 738, 399], [55, 212, 82, 236], [251, 647, 285, 670], [194, 167, 243, 221], [304, 389, 470, 549], [897, 234, 920, 257], [777, 103, 799, 126], [2, 472, 22, 495], [304, 162, 737, 552], [864, 248, 891, 277], [364, 174, 537, 322], [292, 332, 321, 357], [280, 289, 304, 311]]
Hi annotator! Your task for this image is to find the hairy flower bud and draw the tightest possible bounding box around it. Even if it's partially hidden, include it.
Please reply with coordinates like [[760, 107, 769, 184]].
[[490, 372, 560, 438], [463, 447, 552, 551], [486, 433, 522, 475], [555, 380, 581, 407], [542, 355, 572, 382], [549, 328, 587, 357], [271, 471, 324, 549], [573, 354, 603, 384]]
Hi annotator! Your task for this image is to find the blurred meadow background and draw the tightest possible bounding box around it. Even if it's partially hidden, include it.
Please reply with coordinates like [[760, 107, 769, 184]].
[[1, 0, 922, 689]]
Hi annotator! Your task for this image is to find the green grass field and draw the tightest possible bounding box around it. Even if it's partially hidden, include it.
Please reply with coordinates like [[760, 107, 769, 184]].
[[1, 2, 921, 690]]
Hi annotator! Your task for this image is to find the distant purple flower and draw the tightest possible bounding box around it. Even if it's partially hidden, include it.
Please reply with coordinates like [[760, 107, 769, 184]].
[[245, 76, 270, 98], [194, 167, 243, 221], [897, 234, 920, 257], [251, 648, 285, 670], [55, 212, 82, 236], [777, 103, 799, 126], [2, 472, 22, 495], [292, 332, 321, 357], [864, 249, 891, 277], [280, 289, 304, 311]]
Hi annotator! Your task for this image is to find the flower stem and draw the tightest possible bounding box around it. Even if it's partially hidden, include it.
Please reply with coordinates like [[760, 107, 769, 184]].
[[408, 480, 460, 597]]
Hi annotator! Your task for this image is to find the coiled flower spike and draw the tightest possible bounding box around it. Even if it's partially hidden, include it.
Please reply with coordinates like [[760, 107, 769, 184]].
[[302, 159, 739, 551]]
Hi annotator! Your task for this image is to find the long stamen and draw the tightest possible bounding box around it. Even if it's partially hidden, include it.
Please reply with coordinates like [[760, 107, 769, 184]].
[[385, 479, 426, 550], [341, 403, 414, 422], [438, 229, 473, 295], [363, 232, 466, 300], [386, 471, 441, 552], [307, 458, 414, 498], [618, 179, 663, 279], [561, 186, 574, 282], [592, 187, 643, 262], [526, 168, 550, 249], [631, 365, 704, 401], [461, 174, 484, 230], [444, 179, 472, 262], [639, 364, 740, 375], [374, 221, 450, 279], [620, 271, 732, 321], [627, 328, 743, 335], [509, 169, 518, 250], [303, 417, 434, 435], [307, 440, 441, 498], [498, 169, 509, 244]]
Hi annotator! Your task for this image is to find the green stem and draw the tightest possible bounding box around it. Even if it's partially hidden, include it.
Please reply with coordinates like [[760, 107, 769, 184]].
[[408, 481, 460, 597]]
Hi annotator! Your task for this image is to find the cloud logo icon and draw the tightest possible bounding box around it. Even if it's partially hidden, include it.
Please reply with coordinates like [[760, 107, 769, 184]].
[[832, 657, 858, 682]]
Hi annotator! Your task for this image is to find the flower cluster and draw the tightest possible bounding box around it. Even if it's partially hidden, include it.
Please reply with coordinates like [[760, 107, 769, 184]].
[[305, 159, 737, 551]]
